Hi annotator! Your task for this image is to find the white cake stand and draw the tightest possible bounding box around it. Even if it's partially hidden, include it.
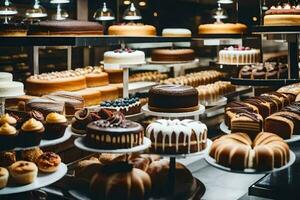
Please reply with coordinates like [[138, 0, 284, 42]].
[[0, 163, 67, 195], [205, 151, 296, 175]]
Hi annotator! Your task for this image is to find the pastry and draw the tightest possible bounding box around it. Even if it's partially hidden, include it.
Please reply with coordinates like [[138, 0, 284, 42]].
[[148, 85, 199, 112], [9, 161, 38, 185], [162, 28, 192, 37], [83, 66, 109, 87], [19, 118, 45, 147], [146, 119, 207, 154], [277, 83, 300, 96], [104, 48, 145, 65], [108, 23, 156, 36], [36, 152, 61, 173], [264, 4, 300, 25], [209, 132, 290, 170], [100, 97, 141, 116], [0, 123, 18, 150], [218, 46, 260, 65], [90, 162, 151, 200], [21, 147, 43, 163], [0, 72, 12, 82], [86, 112, 144, 149], [129, 71, 168, 82], [44, 113, 67, 140], [0, 151, 16, 167], [28, 20, 103, 35], [25, 98, 65, 116], [97, 85, 119, 101], [0, 167, 9, 189], [151, 49, 195, 62], [198, 23, 247, 34], [0, 113, 17, 127]]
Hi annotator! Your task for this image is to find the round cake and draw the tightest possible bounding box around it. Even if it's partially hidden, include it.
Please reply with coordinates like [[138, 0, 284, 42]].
[[151, 49, 195, 62], [0, 81, 24, 97], [209, 132, 290, 171], [108, 23, 156, 36], [148, 85, 199, 112], [162, 28, 192, 37], [219, 46, 260, 65], [85, 112, 144, 149], [198, 23, 247, 34], [264, 4, 300, 25], [0, 72, 12, 82], [146, 119, 207, 154], [104, 48, 145, 65], [28, 20, 103, 35]]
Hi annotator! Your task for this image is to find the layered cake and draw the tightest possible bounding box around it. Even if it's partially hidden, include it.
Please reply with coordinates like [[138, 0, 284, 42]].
[[74, 89, 102, 107], [104, 48, 145, 65], [28, 20, 103, 35], [198, 23, 247, 34], [162, 28, 192, 37], [129, 71, 168, 82], [100, 97, 141, 116], [148, 85, 199, 112], [108, 23, 156, 36], [151, 49, 195, 62], [264, 4, 300, 25], [146, 119, 207, 154], [218, 46, 260, 65], [239, 63, 288, 79], [85, 112, 144, 149], [209, 132, 290, 171]]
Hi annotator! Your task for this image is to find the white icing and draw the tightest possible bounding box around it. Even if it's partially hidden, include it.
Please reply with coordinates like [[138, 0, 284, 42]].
[[219, 48, 260, 65], [146, 119, 207, 153], [0, 81, 24, 97], [104, 50, 145, 65], [0, 73, 12, 82], [162, 28, 192, 37]]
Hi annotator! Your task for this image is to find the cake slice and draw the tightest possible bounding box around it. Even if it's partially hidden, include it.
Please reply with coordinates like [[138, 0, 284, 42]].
[[264, 114, 294, 139]]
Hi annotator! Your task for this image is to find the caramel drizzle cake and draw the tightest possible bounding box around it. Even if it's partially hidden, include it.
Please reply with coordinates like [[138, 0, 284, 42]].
[[264, 3, 300, 25], [218, 46, 260, 65], [146, 119, 207, 154]]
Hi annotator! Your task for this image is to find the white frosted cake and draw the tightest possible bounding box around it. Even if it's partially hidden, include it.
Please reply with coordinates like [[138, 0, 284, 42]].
[[104, 48, 145, 65], [0, 81, 24, 97], [0, 72, 12, 82], [219, 46, 260, 65], [162, 28, 192, 37]]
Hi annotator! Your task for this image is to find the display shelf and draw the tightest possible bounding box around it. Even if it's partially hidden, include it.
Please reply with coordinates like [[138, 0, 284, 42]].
[[229, 78, 300, 87], [252, 25, 300, 34]]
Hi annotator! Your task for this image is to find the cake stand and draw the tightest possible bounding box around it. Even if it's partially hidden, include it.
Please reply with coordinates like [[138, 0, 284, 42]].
[[219, 121, 300, 144], [205, 150, 296, 175]]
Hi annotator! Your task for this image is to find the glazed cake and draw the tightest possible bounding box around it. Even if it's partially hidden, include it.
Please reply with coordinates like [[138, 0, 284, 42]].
[[264, 4, 300, 25], [104, 48, 145, 65], [209, 132, 290, 171], [218, 46, 260, 65], [100, 97, 141, 116], [146, 119, 207, 154], [108, 23, 156, 36], [151, 49, 195, 62], [28, 20, 103, 35], [85, 112, 144, 149], [162, 28, 192, 37], [148, 85, 199, 112], [198, 23, 247, 34]]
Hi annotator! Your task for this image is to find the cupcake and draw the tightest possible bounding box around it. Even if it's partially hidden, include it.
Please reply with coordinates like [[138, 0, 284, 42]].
[[0, 113, 17, 127], [9, 161, 38, 185], [0, 167, 9, 189], [44, 113, 67, 140], [0, 151, 16, 167], [21, 147, 43, 163], [36, 152, 61, 173], [19, 118, 44, 147], [0, 123, 18, 151]]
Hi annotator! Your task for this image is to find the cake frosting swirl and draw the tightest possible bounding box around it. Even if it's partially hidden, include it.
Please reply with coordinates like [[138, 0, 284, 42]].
[[0, 114, 17, 125], [0, 123, 17, 135], [21, 118, 44, 131], [46, 112, 67, 123]]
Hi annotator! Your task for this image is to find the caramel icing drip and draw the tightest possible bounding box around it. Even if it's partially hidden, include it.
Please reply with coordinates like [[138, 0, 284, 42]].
[[0, 113, 17, 125], [21, 118, 44, 132], [46, 112, 67, 123], [96, 112, 127, 128], [10, 161, 37, 174], [0, 123, 17, 135]]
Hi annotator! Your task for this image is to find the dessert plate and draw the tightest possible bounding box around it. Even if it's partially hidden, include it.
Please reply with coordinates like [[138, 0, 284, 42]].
[[0, 163, 67, 195], [14, 128, 72, 151], [205, 151, 295, 175], [141, 104, 205, 118], [74, 137, 151, 154], [219, 121, 300, 144]]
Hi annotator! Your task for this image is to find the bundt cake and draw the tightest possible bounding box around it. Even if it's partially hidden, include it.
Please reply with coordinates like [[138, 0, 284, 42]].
[[209, 132, 290, 171]]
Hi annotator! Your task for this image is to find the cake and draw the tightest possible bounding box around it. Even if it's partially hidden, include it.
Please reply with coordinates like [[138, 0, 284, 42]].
[[151, 49, 195, 62], [0, 72, 12, 82], [264, 4, 300, 25], [209, 132, 290, 171], [0, 23, 27, 36], [0, 81, 24, 97], [277, 83, 300, 96], [100, 97, 141, 116], [74, 88, 102, 107], [148, 85, 199, 112], [146, 119, 207, 154], [108, 23, 156, 36], [198, 23, 247, 34], [218, 46, 260, 65], [162, 28, 192, 37], [36, 152, 61, 173], [28, 20, 103, 35], [9, 161, 38, 185], [44, 113, 68, 140], [104, 48, 145, 65], [85, 112, 144, 149], [239, 63, 288, 79], [25, 98, 65, 116], [129, 71, 168, 82], [97, 85, 119, 101]]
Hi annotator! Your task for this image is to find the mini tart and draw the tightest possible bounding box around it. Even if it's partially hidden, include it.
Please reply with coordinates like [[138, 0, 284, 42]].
[[44, 113, 67, 140], [37, 152, 61, 173], [0, 123, 18, 151], [0, 113, 17, 127], [0, 167, 9, 189], [19, 118, 45, 147], [9, 161, 38, 185]]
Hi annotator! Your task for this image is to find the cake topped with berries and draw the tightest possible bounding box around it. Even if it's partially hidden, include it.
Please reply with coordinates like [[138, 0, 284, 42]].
[[100, 97, 141, 116], [265, 3, 300, 25], [103, 48, 145, 65], [218, 46, 260, 65]]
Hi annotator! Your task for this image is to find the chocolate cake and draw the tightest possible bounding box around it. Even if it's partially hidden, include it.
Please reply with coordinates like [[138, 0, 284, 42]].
[[151, 49, 195, 62], [148, 85, 199, 112]]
